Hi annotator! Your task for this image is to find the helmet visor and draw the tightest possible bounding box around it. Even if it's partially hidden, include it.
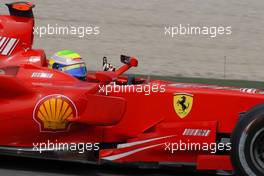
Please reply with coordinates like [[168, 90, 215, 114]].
[[61, 63, 87, 78]]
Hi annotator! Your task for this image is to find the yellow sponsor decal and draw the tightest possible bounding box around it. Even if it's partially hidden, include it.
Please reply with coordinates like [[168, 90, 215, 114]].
[[173, 93, 193, 119], [34, 94, 77, 132]]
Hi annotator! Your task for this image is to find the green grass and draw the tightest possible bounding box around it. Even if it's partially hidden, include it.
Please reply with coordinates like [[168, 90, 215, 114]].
[[135, 74, 264, 89]]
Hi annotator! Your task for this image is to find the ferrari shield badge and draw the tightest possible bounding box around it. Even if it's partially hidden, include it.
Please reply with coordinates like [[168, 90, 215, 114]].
[[173, 93, 193, 119], [33, 94, 77, 132]]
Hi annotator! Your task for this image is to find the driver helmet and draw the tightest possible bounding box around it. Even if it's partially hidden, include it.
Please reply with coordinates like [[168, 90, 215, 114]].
[[48, 50, 87, 80]]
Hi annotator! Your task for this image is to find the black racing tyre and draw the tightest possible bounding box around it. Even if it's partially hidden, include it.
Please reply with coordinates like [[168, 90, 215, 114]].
[[231, 104, 264, 176]]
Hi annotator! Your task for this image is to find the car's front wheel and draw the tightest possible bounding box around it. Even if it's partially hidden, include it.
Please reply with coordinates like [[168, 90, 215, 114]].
[[231, 104, 264, 176]]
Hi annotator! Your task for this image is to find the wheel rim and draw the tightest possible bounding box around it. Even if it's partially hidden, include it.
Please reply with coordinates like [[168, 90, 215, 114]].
[[250, 127, 264, 172]]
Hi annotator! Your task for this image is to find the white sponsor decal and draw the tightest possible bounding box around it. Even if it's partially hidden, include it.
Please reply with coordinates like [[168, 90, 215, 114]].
[[102, 135, 177, 161], [183, 129, 211, 137], [240, 88, 257, 94], [102, 143, 164, 161], [117, 135, 177, 149], [31, 72, 53, 78], [29, 56, 41, 63], [0, 36, 19, 56]]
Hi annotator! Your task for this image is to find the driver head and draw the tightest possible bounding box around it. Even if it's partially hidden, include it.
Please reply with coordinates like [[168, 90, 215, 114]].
[[48, 50, 87, 80]]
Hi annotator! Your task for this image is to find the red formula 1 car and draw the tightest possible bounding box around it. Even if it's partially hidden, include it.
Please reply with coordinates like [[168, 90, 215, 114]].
[[0, 2, 264, 176]]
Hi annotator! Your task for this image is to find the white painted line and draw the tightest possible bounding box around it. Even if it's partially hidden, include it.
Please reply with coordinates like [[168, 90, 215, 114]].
[[0, 37, 7, 51], [1, 38, 17, 55]]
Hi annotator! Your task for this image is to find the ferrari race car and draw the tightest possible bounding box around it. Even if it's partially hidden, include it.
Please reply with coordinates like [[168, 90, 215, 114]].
[[1, 2, 264, 176]]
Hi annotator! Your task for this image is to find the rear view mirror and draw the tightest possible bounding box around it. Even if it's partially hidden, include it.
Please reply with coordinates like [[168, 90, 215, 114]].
[[121, 55, 131, 64], [6, 2, 35, 18], [120, 55, 138, 67]]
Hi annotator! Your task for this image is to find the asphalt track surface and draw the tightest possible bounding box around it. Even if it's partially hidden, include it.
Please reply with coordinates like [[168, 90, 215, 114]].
[[0, 155, 226, 176]]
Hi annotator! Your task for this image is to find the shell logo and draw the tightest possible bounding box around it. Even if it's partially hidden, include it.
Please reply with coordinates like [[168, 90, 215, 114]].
[[33, 94, 78, 132]]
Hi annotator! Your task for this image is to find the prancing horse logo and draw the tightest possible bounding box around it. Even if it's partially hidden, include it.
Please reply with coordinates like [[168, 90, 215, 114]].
[[173, 93, 193, 119]]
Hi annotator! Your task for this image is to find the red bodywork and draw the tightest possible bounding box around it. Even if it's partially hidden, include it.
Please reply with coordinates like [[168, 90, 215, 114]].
[[0, 2, 264, 172], [0, 2, 46, 67]]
